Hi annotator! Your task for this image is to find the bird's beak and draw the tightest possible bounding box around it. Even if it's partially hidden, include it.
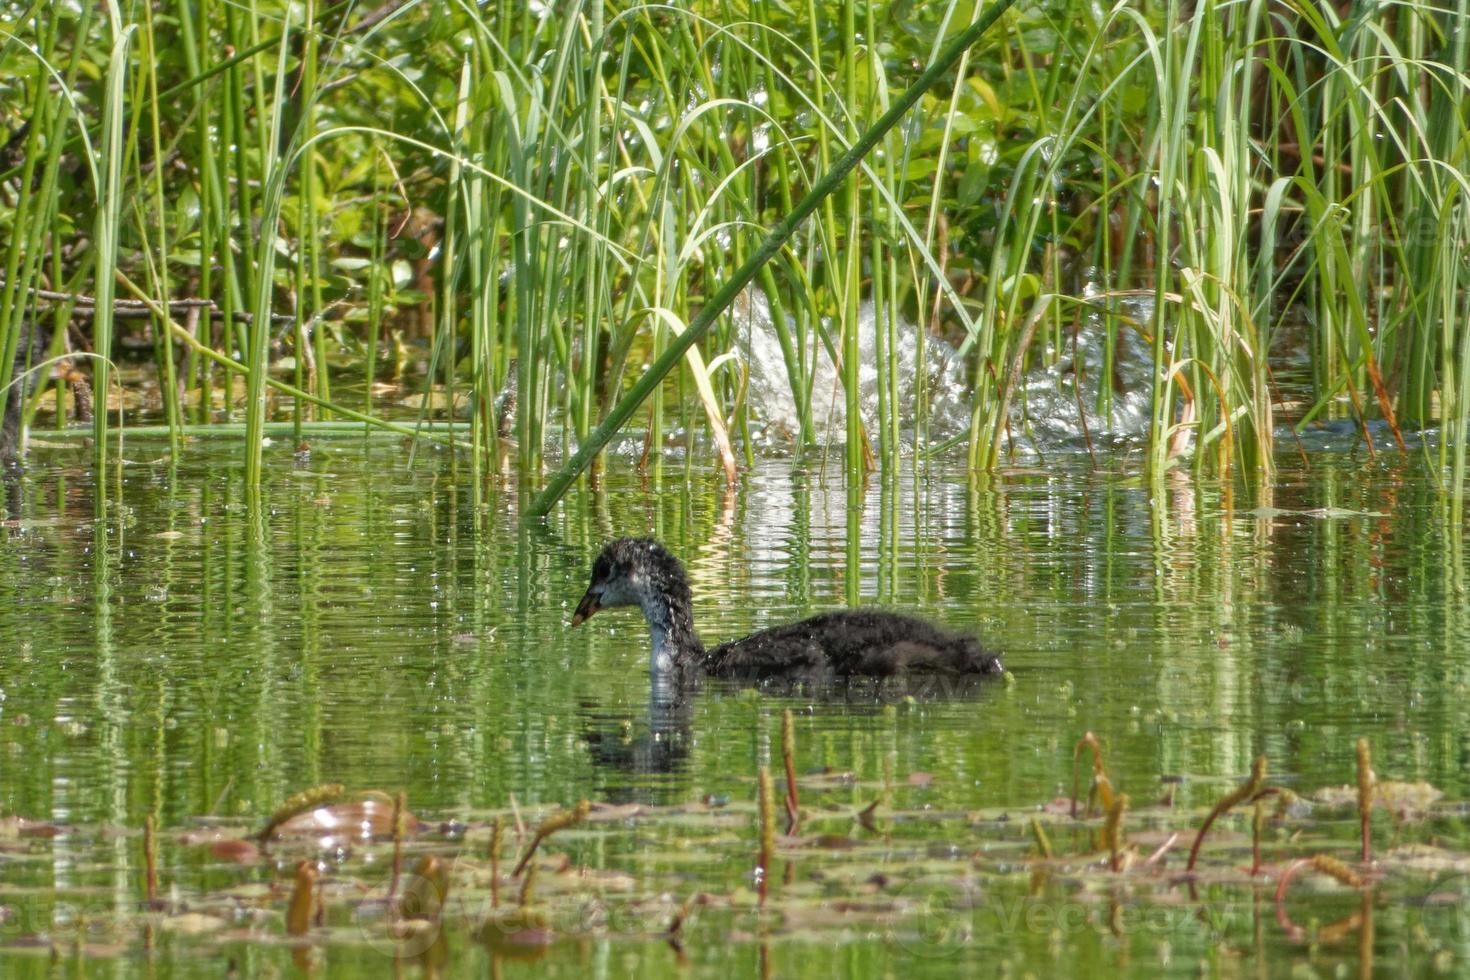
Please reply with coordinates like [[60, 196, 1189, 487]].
[[571, 589, 601, 627]]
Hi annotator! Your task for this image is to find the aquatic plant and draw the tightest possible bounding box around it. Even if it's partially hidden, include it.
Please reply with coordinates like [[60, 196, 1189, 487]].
[[1, 0, 1467, 505], [0, 732, 1457, 974]]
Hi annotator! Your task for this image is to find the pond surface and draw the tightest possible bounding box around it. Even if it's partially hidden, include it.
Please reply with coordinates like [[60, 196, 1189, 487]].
[[1, 438, 1468, 976]]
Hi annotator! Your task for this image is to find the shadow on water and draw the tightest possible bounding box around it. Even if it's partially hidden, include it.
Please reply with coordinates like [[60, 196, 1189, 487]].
[[1, 468, 18, 523], [2, 320, 74, 524], [580, 675, 697, 801], [580, 667, 1007, 805]]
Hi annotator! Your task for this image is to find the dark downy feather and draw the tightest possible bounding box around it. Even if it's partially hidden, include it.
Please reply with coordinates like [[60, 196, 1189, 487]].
[[574, 538, 1004, 683], [706, 609, 1002, 681]]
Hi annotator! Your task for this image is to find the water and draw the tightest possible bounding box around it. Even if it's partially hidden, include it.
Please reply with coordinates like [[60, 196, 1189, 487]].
[[737, 290, 1174, 455], [1006, 295, 1158, 450], [1, 440, 1469, 976], [737, 292, 1322, 457], [738, 292, 973, 444]]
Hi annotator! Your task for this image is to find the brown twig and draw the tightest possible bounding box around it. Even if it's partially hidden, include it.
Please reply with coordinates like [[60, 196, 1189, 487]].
[[517, 859, 537, 908], [1105, 793, 1129, 871], [666, 892, 702, 958], [508, 793, 526, 842], [1143, 831, 1178, 869], [387, 791, 406, 918], [1252, 798, 1266, 876], [757, 767, 776, 908], [488, 817, 502, 909], [1273, 857, 1311, 941], [511, 800, 590, 878], [782, 710, 800, 835], [1275, 854, 1366, 942], [1, 280, 295, 324], [287, 861, 317, 937], [1070, 731, 1113, 819], [1357, 738, 1374, 864], [1187, 756, 1267, 872], [1244, 785, 1296, 875]]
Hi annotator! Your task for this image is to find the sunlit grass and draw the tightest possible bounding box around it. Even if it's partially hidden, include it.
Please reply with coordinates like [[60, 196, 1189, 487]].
[[0, 0, 1467, 503]]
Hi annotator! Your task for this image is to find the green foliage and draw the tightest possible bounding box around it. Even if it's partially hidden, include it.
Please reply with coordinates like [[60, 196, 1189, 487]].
[[0, 0, 1467, 498]]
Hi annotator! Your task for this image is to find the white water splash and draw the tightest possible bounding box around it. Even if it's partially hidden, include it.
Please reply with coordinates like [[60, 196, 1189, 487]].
[[1008, 296, 1157, 452], [734, 291, 970, 449], [734, 289, 1165, 454]]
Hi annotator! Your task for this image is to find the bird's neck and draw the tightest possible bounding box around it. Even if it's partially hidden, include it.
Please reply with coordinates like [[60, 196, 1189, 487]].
[[640, 590, 705, 675]]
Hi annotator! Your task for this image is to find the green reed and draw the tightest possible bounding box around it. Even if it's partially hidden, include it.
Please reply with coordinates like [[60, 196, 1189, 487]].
[[137, 1, 182, 453], [91, 17, 132, 490], [1, 0, 1468, 505], [0, 10, 58, 442]]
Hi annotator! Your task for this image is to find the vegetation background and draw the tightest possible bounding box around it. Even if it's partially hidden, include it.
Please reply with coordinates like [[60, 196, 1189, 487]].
[[1, 0, 1467, 502]]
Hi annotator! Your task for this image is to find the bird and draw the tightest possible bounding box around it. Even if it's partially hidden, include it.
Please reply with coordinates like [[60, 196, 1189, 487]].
[[570, 537, 1003, 683]]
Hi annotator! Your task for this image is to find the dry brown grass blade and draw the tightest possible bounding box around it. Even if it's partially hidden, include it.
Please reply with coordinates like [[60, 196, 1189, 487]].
[[757, 766, 776, 908], [782, 710, 800, 835], [1357, 738, 1375, 863], [1070, 732, 1113, 818], [1187, 756, 1267, 872], [286, 861, 318, 937], [512, 800, 591, 878], [1105, 793, 1129, 871]]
